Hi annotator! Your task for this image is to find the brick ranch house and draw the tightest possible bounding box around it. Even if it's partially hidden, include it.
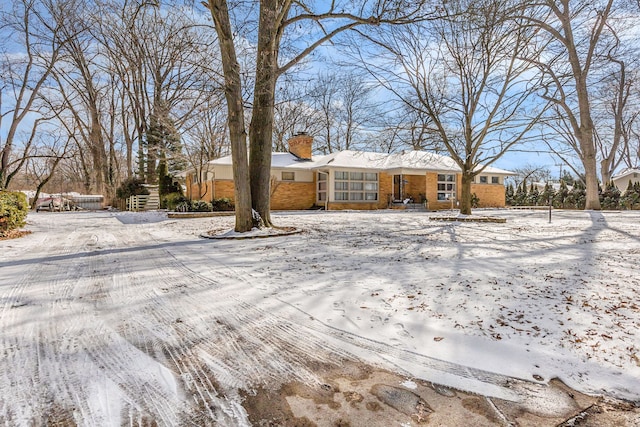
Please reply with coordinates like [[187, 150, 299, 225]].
[[185, 133, 515, 210]]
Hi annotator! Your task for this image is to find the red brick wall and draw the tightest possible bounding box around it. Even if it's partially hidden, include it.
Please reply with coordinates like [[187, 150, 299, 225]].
[[271, 181, 316, 210], [471, 183, 506, 207]]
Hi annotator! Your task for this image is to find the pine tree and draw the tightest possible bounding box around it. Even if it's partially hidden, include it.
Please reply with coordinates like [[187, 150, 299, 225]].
[[621, 181, 640, 210], [570, 181, 586, 209], [145, 105, 184, 196], [527, 183, 540, 206], [553, 181, 569, 208], [600, 182, 620, 210], [505, 183, 515, 206], [514, 182, 527, 206], [541, 182, 555, 206]]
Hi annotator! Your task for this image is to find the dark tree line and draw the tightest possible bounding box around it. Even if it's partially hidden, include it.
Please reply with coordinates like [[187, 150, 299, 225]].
[[507, 180, 640, 210]]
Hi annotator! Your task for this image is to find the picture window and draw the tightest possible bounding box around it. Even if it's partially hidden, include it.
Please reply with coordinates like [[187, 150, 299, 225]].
[[437, 174, 456, 201], [335, 171, 378, 201]]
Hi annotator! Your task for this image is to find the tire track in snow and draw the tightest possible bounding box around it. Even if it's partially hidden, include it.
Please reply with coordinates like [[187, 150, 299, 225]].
[[102, 228, 360, 424], [1, 221, 188, 426], [155, 238, 517, 401], [0, 221, 89, 424], [0, 213, 558, 425], [96, 225, 246, 426], [164, 235, 527, 402]]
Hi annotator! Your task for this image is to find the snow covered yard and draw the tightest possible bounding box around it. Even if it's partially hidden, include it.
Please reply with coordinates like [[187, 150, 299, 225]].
[[0, 208, 639, 425]]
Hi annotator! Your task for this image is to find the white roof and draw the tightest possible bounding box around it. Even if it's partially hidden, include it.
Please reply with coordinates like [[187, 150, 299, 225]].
[[312, 150, 392, 170], [476, 165, 517, 176], [390, 150, 460, 172], [612, 168, 640, 180], [313, 150, 465, 172], [206, 149, 515, 175], [210, 152, 320, 170]]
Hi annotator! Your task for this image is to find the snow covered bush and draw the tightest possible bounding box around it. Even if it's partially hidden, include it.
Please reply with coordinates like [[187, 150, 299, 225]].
[[0, 191, 28, 235], [211, 198, 234, 211], [166, 197, 214, 212], [191, 200, 212, 212], [162, 192, 188, 210]]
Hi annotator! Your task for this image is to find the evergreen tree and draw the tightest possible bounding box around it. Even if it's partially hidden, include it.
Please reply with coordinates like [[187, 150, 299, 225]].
[[514, 182, 527, 206], [600, 182, 621, 210], [540, 182, 555, 206], [565, 181, 582, 209], [620, 181, 640, 210], [560, 171, 576, 187], [145, 105, 184, 196], [527, 183, 540, 206], [553, 181, 569, 208], [505, 183, 515, 206]]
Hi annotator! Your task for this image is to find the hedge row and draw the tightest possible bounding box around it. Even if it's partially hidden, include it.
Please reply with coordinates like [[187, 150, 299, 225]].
[[0, 191, 29, 235], [162, 192, 234, 212], [507, 180, 640, 210]]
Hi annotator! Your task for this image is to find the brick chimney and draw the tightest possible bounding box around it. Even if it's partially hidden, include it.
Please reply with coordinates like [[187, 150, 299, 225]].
[[288, 132, 313, 160]]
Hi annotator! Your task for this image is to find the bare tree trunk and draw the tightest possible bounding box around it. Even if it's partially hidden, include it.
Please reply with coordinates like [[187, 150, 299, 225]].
[[576, 74, 601, 210], [534, 0, 614, 210], [207, 0, 253, 232], [249, 2, 284, 227], [582, 139, 601, 209], [89, 105, 106, 195], [460, 172, 473, 215]]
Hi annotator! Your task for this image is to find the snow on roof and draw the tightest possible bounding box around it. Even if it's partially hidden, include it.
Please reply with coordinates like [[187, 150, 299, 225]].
[[210, 152, 321, 169], [312, 149, 466, 172], [271, 152, 322, 168], [476, 165, 517, 176], [393, 150, 460, 172], [312, 150, 392, 170], [612, 168, 640, 180], [207, 149, 515, 174]]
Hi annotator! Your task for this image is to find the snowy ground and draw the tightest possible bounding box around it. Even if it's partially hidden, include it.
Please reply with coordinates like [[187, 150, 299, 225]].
[[0, 208, 639, 425]]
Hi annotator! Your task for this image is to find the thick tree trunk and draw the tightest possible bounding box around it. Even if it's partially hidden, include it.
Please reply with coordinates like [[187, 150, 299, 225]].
[[249, 2, 281, 228], [561, 4, 604, 211], [600, 159, 612, 188], [1, 118, 21, 189], [0, 144, 11, 190], [576, 80, 601, 210], [208, 0, 253, 232], [459, 171, 473, 215], [124, 132, 133, 179], [582, 135, 601, 210], [88, 105, 106, 195]]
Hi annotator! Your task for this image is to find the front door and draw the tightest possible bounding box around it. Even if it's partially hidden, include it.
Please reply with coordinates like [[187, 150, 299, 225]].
[[393, 175, 402, 201]]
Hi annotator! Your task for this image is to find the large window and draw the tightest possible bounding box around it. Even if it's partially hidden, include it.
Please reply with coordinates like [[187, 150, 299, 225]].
[[437, 174, 456, 201], [317, 172, 327, 202], [335, 171, 378, 201]]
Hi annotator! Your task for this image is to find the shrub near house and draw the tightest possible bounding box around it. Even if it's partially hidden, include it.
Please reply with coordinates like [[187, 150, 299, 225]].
[[0, 191, 29, 236]]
